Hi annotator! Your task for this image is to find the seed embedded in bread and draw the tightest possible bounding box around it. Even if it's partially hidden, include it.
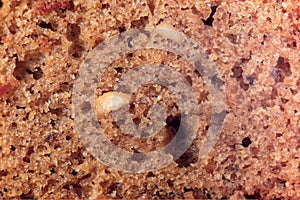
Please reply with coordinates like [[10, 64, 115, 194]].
[[95, 92, 130, 115]]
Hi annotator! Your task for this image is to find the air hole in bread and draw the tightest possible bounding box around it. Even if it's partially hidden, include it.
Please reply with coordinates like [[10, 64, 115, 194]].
[[202, 6, 218, 26], [270, 56, 291, 83], [174, 142, 198, 168], [39, 21, 56, 31], [66, 23, 81, 41], [131, 16, 149, 29], [69, 41, 85, 58]]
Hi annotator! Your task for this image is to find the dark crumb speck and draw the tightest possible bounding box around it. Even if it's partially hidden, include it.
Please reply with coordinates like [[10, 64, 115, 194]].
[[242, 137, 252, 147], [10, 145, 16, 151], [45, 134, 56, 142], [246, 75, 255, 85]]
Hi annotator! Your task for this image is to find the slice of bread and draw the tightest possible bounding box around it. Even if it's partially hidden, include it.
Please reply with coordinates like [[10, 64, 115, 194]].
[[0, 0, 299, 199]]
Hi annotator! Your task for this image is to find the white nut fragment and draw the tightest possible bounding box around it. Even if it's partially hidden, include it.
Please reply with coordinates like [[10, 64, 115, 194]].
[[95, 92, 130, 115]]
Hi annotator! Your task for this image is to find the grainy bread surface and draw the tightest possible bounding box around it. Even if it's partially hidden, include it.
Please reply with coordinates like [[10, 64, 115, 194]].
[[0, 0, 300, 199]]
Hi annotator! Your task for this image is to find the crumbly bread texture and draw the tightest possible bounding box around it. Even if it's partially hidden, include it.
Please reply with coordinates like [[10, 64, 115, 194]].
[[0, 0, 300, 199]]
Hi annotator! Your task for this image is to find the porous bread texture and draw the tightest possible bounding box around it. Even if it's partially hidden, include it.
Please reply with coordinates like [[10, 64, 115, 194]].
[[0, 0, 300, 199]]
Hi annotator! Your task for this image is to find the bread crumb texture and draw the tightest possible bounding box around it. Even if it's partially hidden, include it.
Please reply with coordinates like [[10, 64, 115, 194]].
[[0, 0, 300, 199]]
